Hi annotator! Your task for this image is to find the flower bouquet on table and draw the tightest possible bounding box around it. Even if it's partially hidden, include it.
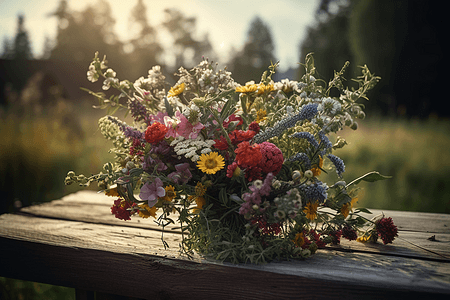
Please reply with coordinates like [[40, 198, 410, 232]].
[[65, 52, 398, 263]]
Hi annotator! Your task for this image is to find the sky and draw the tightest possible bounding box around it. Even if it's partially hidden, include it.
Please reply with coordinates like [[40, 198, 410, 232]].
[[0, 0, 319, 71]]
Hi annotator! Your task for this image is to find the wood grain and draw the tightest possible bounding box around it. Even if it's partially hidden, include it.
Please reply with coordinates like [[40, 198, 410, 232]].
[[1, 191, 449, 299]]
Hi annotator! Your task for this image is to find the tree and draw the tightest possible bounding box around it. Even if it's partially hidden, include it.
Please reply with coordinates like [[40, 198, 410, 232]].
[[12, 14, 33, 60], [125, 0, 163, 80], [1, 37, 13, 59], [229, 16, 275, 84], [162, 8, 216, 71]]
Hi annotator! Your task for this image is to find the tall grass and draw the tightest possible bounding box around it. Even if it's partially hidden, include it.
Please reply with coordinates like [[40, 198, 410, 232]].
[[322, 116, 450, 213], [0, 101, 114, 213]]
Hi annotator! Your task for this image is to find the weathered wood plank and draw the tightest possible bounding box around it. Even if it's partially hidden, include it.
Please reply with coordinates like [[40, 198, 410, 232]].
[[18, 191, 450, 260], [1, 212, 450, 298]]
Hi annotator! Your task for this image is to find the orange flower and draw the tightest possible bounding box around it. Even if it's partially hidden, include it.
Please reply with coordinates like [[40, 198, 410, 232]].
[[145, 122, 168, 144], [303, 201, 319, 221], [311, 156, 323, 177]]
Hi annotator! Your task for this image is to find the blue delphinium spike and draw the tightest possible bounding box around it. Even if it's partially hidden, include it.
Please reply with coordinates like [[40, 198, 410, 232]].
[[327, 154, 345, 177], [288, 153, 311, 169], [252, 103, 318, 144], [291, 132, 319, 149]]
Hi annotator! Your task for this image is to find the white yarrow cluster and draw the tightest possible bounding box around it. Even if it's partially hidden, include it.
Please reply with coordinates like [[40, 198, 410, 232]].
[[170, 136, 215, 162]]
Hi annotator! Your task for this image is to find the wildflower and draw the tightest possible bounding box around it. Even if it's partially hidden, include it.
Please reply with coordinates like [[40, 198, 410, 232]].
[[176, 111, 204, 139], [311, 156, 323, 177], [105, 187, 119, 197], [303, 201, 319, 221], [302, 181, 328, 203], [111, 199, 134, 221], [256, 109, 267, 123], [168, 82, 185, 97], [327, 154, 345, 178], [168, 163, 192, 184], [291, 132, 319, 149], [139, 178, 166, 207], [197, 152, 225, 175], [288, 153, 311, 170], [293, 232, 310, 249], [229, 129, 257, 144], [356, 235, 371, 243], [235, 83, 258, 93], [192, 196, 206, 214], [248, 121, 260, 133], [138, 203, 158, 219], [235, 141, 262, 167], [258, 142, 283, 175], [342, 224, 357, 241], [195, 182, 207, 197], [160, 185, 176, 202], [223, 114, 243, 129], [87, 64, 99, 82], [226, 162, 241, 178], [376, 217, 398, 244], [145, 122, 168, 144], [341, 197, 358, 218]]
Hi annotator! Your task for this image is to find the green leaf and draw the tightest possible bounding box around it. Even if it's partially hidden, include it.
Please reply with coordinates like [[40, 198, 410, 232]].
[[346, 171, 392, 188], [164, 96, 174, 117]]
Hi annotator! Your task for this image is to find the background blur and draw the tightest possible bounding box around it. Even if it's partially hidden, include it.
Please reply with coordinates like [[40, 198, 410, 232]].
[[0, 0, 447, 297]]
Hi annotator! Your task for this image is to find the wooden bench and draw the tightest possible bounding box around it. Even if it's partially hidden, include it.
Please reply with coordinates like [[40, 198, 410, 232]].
[[1, 191, 449, 299]]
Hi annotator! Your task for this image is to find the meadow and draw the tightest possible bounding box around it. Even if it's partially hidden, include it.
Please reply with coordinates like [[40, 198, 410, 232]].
[[1, 102, 449, 298]]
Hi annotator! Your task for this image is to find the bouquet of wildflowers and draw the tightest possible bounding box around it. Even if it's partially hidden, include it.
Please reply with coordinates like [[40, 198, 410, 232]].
[[65, 52, 398, 263]]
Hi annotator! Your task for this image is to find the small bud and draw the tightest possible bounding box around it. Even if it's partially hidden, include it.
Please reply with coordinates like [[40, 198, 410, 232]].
[[304, 170, 314, 178]]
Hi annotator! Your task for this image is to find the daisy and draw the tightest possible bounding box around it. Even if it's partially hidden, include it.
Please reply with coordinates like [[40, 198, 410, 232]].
[[197, 152, 225, 174]]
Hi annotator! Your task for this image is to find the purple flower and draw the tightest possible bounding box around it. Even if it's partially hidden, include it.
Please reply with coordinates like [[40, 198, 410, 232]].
[[139, 178, 165, 207], [168, 163, 192, 184]]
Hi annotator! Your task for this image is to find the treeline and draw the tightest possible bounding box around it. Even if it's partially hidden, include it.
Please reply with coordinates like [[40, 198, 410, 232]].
[[1, 0, 446, 118]]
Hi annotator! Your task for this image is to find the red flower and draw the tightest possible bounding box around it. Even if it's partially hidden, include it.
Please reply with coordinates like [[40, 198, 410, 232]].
[[229, 129, 256, 144], [235, 141, 262, 167], [213, 136, 229, 150], [111, 199, 133, 221], [223, 114, 243, 128], [258, 142, 283, 175], [145, 122, 168, 144], [342, 224, 357, 241], [248, 121, 260, 134], [376, 217, 398, 244]]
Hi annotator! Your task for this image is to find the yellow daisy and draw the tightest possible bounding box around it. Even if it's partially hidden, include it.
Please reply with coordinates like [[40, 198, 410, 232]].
[[195, 182, 207, 197], [293, 232, 305, 247], [341, 196, 359, 219], [197, 152, 225, 175], [192, 196, 206, 214], [168, 82, 185, 97], [235, 83, 258, 93], [256, 109, 267, 123], [160, 185, 176, 202], [303, 200, 319, 221], [138, 203, 158, 219]]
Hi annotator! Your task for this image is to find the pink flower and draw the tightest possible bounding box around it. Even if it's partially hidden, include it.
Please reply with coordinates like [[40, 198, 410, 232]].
[[176, 111, 204, 139], [139, 178, 165, 207], [258, 142, 283, 175], [168, 163, 192, 184]]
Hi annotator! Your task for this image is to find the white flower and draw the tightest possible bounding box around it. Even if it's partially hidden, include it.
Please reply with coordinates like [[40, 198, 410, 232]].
[[87, 64, 98, 82]]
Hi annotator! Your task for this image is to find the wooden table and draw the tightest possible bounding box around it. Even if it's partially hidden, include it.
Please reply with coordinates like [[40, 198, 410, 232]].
[[1, 191, 449, 299]]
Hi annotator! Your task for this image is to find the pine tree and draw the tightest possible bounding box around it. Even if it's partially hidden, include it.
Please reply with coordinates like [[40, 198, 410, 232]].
[[13, 14, 33, 60], [229, 16, 275, 84]]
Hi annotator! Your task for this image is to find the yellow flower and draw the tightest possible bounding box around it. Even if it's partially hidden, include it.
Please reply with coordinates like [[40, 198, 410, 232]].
[[138, 203, 158, 219], [160, 185, 176, 202], [235, 83, 258, 93], [168, 82, 185, 97], [356, 235, 370, 243], [341, 197, 358, 218], [256, 109, 267, 123], [197, 152, 225, 175], [195, 182, 207, 197], [293, 232, 305, 247], [303, 200, 319, 221], [256, 83, 274, 95], [192, 196, 206, 214], [311, 156, 323, 177], [105, 187, 119, 197]]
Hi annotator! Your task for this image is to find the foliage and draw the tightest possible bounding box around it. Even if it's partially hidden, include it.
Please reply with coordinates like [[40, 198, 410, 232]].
[[64, 52, 398, 264]]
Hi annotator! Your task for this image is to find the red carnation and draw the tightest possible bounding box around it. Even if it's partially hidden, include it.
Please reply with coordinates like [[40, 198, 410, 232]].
[[229, 129, 256, 144], [376, 217, 398, 244], [248, 121, 260, 133], [145, 122, 168, 144], [235, 141, 262, 167], [258, 142, 283, 175], [213, 136, 229, 150]]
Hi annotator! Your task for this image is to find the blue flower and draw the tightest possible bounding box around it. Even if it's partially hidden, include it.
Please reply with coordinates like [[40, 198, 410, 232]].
[[288, 153, 311, 169], [301, 181, 328, 203], [291, 132, 319, 149], [327, 154, 345, 177], [253, 103, 318, 143]]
